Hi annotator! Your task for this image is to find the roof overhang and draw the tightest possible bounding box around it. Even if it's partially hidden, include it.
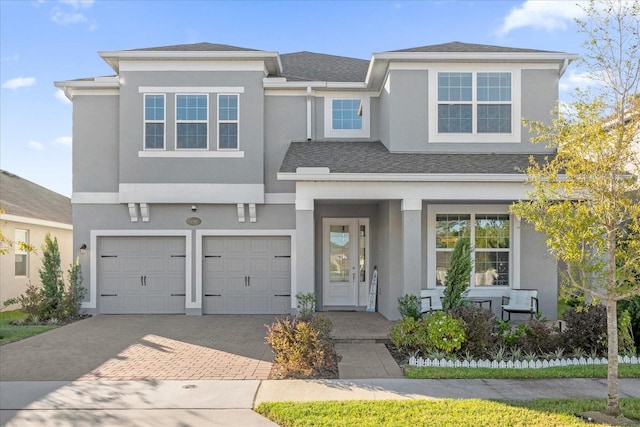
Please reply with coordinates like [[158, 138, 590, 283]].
[[54, 76, 120, 100], [277, 169, 528, 182], [98, 50, 282, 75]]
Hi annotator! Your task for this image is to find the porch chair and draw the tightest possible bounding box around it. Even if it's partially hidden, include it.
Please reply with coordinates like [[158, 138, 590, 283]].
[[501, 289, 539, 321], [421, 289, 444, 313]]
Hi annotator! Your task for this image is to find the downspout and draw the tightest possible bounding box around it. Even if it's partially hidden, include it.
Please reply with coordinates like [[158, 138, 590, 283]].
[[306, 86, 312, 140]]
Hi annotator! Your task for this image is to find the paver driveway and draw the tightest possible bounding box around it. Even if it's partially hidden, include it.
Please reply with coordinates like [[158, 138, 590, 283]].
[[0, 315, 277, 381]]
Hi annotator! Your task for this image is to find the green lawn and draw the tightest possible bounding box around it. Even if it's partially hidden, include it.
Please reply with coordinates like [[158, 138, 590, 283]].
[[0, 310, 56, 345], [405, 364, 640, 379], [256, 398, 640, 427]]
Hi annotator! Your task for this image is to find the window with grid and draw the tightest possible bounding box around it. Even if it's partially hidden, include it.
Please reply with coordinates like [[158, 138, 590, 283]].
[[218, 94, 238, 150], [437, 72, 511, 135], [435, 213, 510, 287], [332, 99, 363, 130], [176, 94, 208, 149], [144, 94, 165, 149], [14, 229, 28, 276]]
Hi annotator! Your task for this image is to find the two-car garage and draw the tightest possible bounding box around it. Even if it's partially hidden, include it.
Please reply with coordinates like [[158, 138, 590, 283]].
[[96, 234, 291, 315]]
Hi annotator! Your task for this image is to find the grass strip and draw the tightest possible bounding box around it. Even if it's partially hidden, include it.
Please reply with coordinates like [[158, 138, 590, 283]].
[[255, 398, 640, 427], [405, 364, 640, 379], [0, 310, 56, 345]]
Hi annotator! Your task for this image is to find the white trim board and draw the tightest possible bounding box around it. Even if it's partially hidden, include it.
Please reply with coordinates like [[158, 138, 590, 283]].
[[118, 183, 265, 204], [0, 214, 72, 230], [85, 230, 192, 310], [138, 150, 245, 158], [139, 86, 245, 93], [195, 229, 297, 310]]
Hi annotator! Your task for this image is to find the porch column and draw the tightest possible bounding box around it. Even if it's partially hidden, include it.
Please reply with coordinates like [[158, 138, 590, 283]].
[[402, 199, 422, 297], [295, 198, 315, 300]]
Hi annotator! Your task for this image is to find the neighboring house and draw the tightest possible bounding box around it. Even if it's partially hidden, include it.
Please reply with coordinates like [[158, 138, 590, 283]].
[[0, 170, 73, 310], [55, 41, 575, 319]]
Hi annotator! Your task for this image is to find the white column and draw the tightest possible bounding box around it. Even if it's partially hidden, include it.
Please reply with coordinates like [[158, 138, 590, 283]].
[[402, 199, 422, 298]]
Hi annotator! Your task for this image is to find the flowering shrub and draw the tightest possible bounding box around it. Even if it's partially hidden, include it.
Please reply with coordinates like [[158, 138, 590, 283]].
[[424, 311, 466, 354]]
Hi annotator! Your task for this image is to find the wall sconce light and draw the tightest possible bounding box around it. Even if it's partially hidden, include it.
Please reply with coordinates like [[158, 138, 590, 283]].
[[191, 205, 198, 212], [80, 244, 87, 255]]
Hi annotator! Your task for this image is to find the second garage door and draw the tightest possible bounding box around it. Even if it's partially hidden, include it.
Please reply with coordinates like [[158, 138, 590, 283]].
[[203, 236, 291, 314]]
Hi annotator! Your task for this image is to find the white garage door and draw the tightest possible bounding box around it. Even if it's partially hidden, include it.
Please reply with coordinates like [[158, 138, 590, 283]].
[[203, 236, 291, 314], [98, 236, 186, 314]]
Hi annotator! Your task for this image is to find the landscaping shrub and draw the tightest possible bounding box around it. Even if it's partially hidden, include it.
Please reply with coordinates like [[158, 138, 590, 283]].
[[517, 318, 562, 356], [423, 311, 465, 354], [397, 294, 422, 321], [618, 310, 636, 355], [450, 305, 500, 358], [265, 316, 341, 378], [619, 296, 640, 352], [390, 317, 430, 356], [442, 237, 471, 311], [295, 292, 316, 321], [562, 305, 607, 357]]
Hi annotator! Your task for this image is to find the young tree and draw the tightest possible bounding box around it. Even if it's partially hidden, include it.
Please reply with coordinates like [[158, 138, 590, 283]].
[[442, 237, 471, 311], [511, 0, 639, 417], [39, 233, 65, 312]]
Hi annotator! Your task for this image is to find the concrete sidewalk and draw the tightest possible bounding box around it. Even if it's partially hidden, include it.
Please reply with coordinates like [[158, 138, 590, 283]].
[[2, 378, 640, 426]]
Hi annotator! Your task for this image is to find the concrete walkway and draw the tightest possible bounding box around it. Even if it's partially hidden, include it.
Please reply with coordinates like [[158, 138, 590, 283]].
[[2, 378, 640, 426], [336, 343, 404, 379]]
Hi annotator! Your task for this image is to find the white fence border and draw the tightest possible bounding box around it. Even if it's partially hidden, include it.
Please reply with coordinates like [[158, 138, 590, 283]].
[[409, 355, 639, 369]]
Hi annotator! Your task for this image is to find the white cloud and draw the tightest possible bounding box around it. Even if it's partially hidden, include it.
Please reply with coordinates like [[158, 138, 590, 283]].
[[498, 0, 587, 34], [51, 7, 87, 25], [54, 136, 72, 147], [59, 0, 95, 9], [559, 70, 595, 92], [55, 89, 72, 104], [27, 141, 44, 151], [2, 77, 36, 90], [1, 53, 19, 63]]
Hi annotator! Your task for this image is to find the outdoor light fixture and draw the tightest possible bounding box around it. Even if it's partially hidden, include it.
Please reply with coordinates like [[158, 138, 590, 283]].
[[191, 205, 198, 212], [80, 244, 87, 255]]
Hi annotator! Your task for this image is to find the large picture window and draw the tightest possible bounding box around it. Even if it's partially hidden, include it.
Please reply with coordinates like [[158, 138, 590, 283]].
[[435, 213, 510, 287], [176, 94, 208, 149], [144, 94, 165, 149]]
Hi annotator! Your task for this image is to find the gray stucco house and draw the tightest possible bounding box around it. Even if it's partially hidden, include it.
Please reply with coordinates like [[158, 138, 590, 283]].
[[55, 41, 575, 319]]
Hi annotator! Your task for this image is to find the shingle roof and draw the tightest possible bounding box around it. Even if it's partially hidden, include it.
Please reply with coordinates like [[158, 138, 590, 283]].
[[279, 141, 551, 175], [390, 41, 560, 54], [280, 51, 369, 82], [125, 42, 261, 52], [0, 170, 72, 225]]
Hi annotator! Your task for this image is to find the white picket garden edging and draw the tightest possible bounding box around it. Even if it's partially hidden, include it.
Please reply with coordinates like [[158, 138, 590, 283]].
[[409, 355, 639, 369]]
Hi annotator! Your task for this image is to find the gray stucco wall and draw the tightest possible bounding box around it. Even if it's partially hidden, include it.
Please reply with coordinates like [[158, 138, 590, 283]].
[[520, 220, 558, 319], [386, 70, 429, 152], [379, 78, 391, 149], [264, 95, 304, 194], [73, 95, 119, 192], [376, 200, 403, 320], [521, 69, 558, 143], [118, 70, 265, 185]]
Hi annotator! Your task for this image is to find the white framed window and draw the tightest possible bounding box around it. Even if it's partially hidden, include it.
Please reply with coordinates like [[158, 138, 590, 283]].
[[323, 95, 371, 138], [14, 229, 28, 277], [217, 94, 239, 150], [176, 94, 208, 150], [428, 205, 517, 289], [428, 66, 520, 143], [144, 94, 165, 150]]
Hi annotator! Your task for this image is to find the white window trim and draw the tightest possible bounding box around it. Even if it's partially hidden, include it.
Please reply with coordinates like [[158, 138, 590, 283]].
[[428, 65, 521, 143], [175, 93, 209, 150], [14, 229, 29, 277], [143, 93, 165, 151], [323, 95, 371, 138], [426, 204, 520, 294], [217, 93, 240, 151]]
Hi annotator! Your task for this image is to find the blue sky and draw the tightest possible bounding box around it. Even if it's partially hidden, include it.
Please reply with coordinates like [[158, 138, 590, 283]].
[[0, 0, 591, 197]]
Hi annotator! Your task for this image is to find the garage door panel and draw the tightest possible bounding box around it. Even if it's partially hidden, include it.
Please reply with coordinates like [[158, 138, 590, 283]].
[[203, 236, 291, 314], [98, 236, 186, 314]]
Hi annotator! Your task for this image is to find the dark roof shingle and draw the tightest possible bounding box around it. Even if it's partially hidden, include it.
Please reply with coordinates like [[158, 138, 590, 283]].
[[0, 170, 72, 224], [390, 41, 559, 54], [279, 141, 551, 175], [125, 42, 261, 52], [280, 51, 369, 82]]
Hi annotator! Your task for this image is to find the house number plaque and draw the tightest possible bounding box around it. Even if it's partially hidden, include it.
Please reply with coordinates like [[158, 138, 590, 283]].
[[186, 217, 202, 226]]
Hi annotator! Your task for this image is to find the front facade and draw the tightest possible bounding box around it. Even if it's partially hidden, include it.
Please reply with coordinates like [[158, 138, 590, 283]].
[[0, 171, 73, 310], [56, 42, 575, 319]]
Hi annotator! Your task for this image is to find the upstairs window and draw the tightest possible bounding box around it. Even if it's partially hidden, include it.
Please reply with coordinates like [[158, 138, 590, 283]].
[[14, 229, 28, 277], [176, 94, 208, 149], [144, 94, 165, 149], [218, 94, 238, 150], [332, 99, 362, 130]]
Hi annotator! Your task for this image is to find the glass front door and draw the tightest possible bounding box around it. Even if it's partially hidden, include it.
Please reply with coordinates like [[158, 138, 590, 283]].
[[323, 218, 369, 306]]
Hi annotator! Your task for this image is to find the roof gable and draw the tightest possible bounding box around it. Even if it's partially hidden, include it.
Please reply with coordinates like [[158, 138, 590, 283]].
[[389, 41, 560, 54], [124, 42, 262, 52], [280, 51, 369, 82], [0, 170, 72, 225]]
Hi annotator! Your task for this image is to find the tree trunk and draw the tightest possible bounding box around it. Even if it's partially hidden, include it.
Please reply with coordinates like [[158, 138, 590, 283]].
[[606, 299, 621, 417]]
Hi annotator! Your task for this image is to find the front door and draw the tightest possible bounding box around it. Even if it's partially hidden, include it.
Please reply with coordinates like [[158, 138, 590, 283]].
[[323, 218, 369, 307]]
